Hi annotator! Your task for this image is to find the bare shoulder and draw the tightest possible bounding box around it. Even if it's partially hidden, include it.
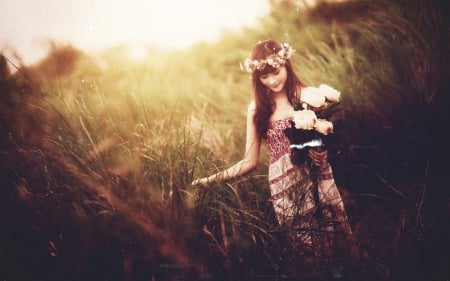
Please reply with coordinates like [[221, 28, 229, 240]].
[[247, 100, 256, 112]]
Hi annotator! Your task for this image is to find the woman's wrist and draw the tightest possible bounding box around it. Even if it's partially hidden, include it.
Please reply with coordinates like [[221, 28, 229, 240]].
[[319, 162, 331, 171], [192, 177, 211, 187]]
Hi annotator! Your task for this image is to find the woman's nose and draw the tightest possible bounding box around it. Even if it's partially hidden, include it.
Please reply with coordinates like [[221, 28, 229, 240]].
[[269, 76, 276, 85]]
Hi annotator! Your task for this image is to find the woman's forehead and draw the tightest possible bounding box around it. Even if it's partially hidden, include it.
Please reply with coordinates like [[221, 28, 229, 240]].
[[257, 65, 281, 76]]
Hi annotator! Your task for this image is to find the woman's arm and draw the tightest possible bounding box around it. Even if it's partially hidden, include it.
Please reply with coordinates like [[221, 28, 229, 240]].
[[192, 101, 261, 187]]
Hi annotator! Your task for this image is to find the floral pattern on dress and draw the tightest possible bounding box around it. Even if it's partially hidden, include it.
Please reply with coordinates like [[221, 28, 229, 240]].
[[264, 117, 358, 257]]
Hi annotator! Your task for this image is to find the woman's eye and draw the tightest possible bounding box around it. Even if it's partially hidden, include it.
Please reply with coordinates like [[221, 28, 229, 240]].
[[273, 70, 280, 75]]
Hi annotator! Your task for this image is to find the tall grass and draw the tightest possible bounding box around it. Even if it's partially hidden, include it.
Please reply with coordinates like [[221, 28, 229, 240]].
[[1, 0, 449, 280]]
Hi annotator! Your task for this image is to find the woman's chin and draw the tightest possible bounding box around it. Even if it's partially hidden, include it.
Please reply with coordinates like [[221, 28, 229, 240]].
[[270, 87, 285, 94]]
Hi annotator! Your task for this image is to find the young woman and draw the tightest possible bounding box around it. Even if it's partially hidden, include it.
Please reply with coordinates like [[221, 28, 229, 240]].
[[192, 40, 357, 259]]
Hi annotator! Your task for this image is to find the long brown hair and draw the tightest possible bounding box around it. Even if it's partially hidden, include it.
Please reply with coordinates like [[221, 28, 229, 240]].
[[249, 40, 307, 137]]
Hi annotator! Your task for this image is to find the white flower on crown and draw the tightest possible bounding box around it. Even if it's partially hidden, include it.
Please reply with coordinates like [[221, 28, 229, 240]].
[[242, 43, 295, 73]]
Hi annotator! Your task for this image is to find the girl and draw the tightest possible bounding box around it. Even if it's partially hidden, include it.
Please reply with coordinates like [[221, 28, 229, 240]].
[[192, 40, 357, 259]]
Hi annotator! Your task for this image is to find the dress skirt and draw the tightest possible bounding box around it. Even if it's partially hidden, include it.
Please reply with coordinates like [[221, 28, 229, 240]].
[[265, 118, 357, 258]]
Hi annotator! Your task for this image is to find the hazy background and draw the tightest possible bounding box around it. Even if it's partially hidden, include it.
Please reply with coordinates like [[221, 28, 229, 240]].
[[1, 0, 272, 64]]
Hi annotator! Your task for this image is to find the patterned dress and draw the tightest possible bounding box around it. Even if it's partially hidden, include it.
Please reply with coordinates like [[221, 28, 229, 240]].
[[265, 117, 357, 257]]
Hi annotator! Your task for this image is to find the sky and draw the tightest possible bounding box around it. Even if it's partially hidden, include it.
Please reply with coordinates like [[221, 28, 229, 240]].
[[0, 0, 270, 64]]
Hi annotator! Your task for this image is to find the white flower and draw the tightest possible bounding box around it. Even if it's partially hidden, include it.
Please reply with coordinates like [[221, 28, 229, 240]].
[[241, 42, 295, 73], [293, 109, 317, 130], [314, 119, 334, 135], [318, 84, 341, 103], [300, 87, 327, 108]]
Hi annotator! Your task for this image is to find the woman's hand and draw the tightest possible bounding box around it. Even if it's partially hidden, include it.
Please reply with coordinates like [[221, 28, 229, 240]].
[[191, 177, 210, 188], [308, 148, 330, 170]]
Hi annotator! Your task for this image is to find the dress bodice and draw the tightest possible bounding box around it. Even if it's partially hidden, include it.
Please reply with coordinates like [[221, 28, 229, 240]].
[[265, 118, 292, 163]]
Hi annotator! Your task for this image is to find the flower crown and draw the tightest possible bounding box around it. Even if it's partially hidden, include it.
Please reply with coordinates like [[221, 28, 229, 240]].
[[242, 42, 295, 74]]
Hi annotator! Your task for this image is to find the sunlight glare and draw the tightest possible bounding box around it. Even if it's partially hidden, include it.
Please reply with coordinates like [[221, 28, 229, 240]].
[[127, 43, 148, 60], [0, 0, 270, 64]]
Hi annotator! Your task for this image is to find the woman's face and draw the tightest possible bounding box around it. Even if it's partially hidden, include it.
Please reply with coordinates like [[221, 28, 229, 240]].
[[259, 66, 288, 94]]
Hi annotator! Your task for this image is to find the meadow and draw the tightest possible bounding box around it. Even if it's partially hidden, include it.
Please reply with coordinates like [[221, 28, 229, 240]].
[[1, 0, 449, 280]]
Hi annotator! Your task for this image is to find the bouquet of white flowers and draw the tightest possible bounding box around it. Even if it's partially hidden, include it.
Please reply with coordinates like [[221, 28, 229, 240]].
[[284, 84, 344, 166]]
